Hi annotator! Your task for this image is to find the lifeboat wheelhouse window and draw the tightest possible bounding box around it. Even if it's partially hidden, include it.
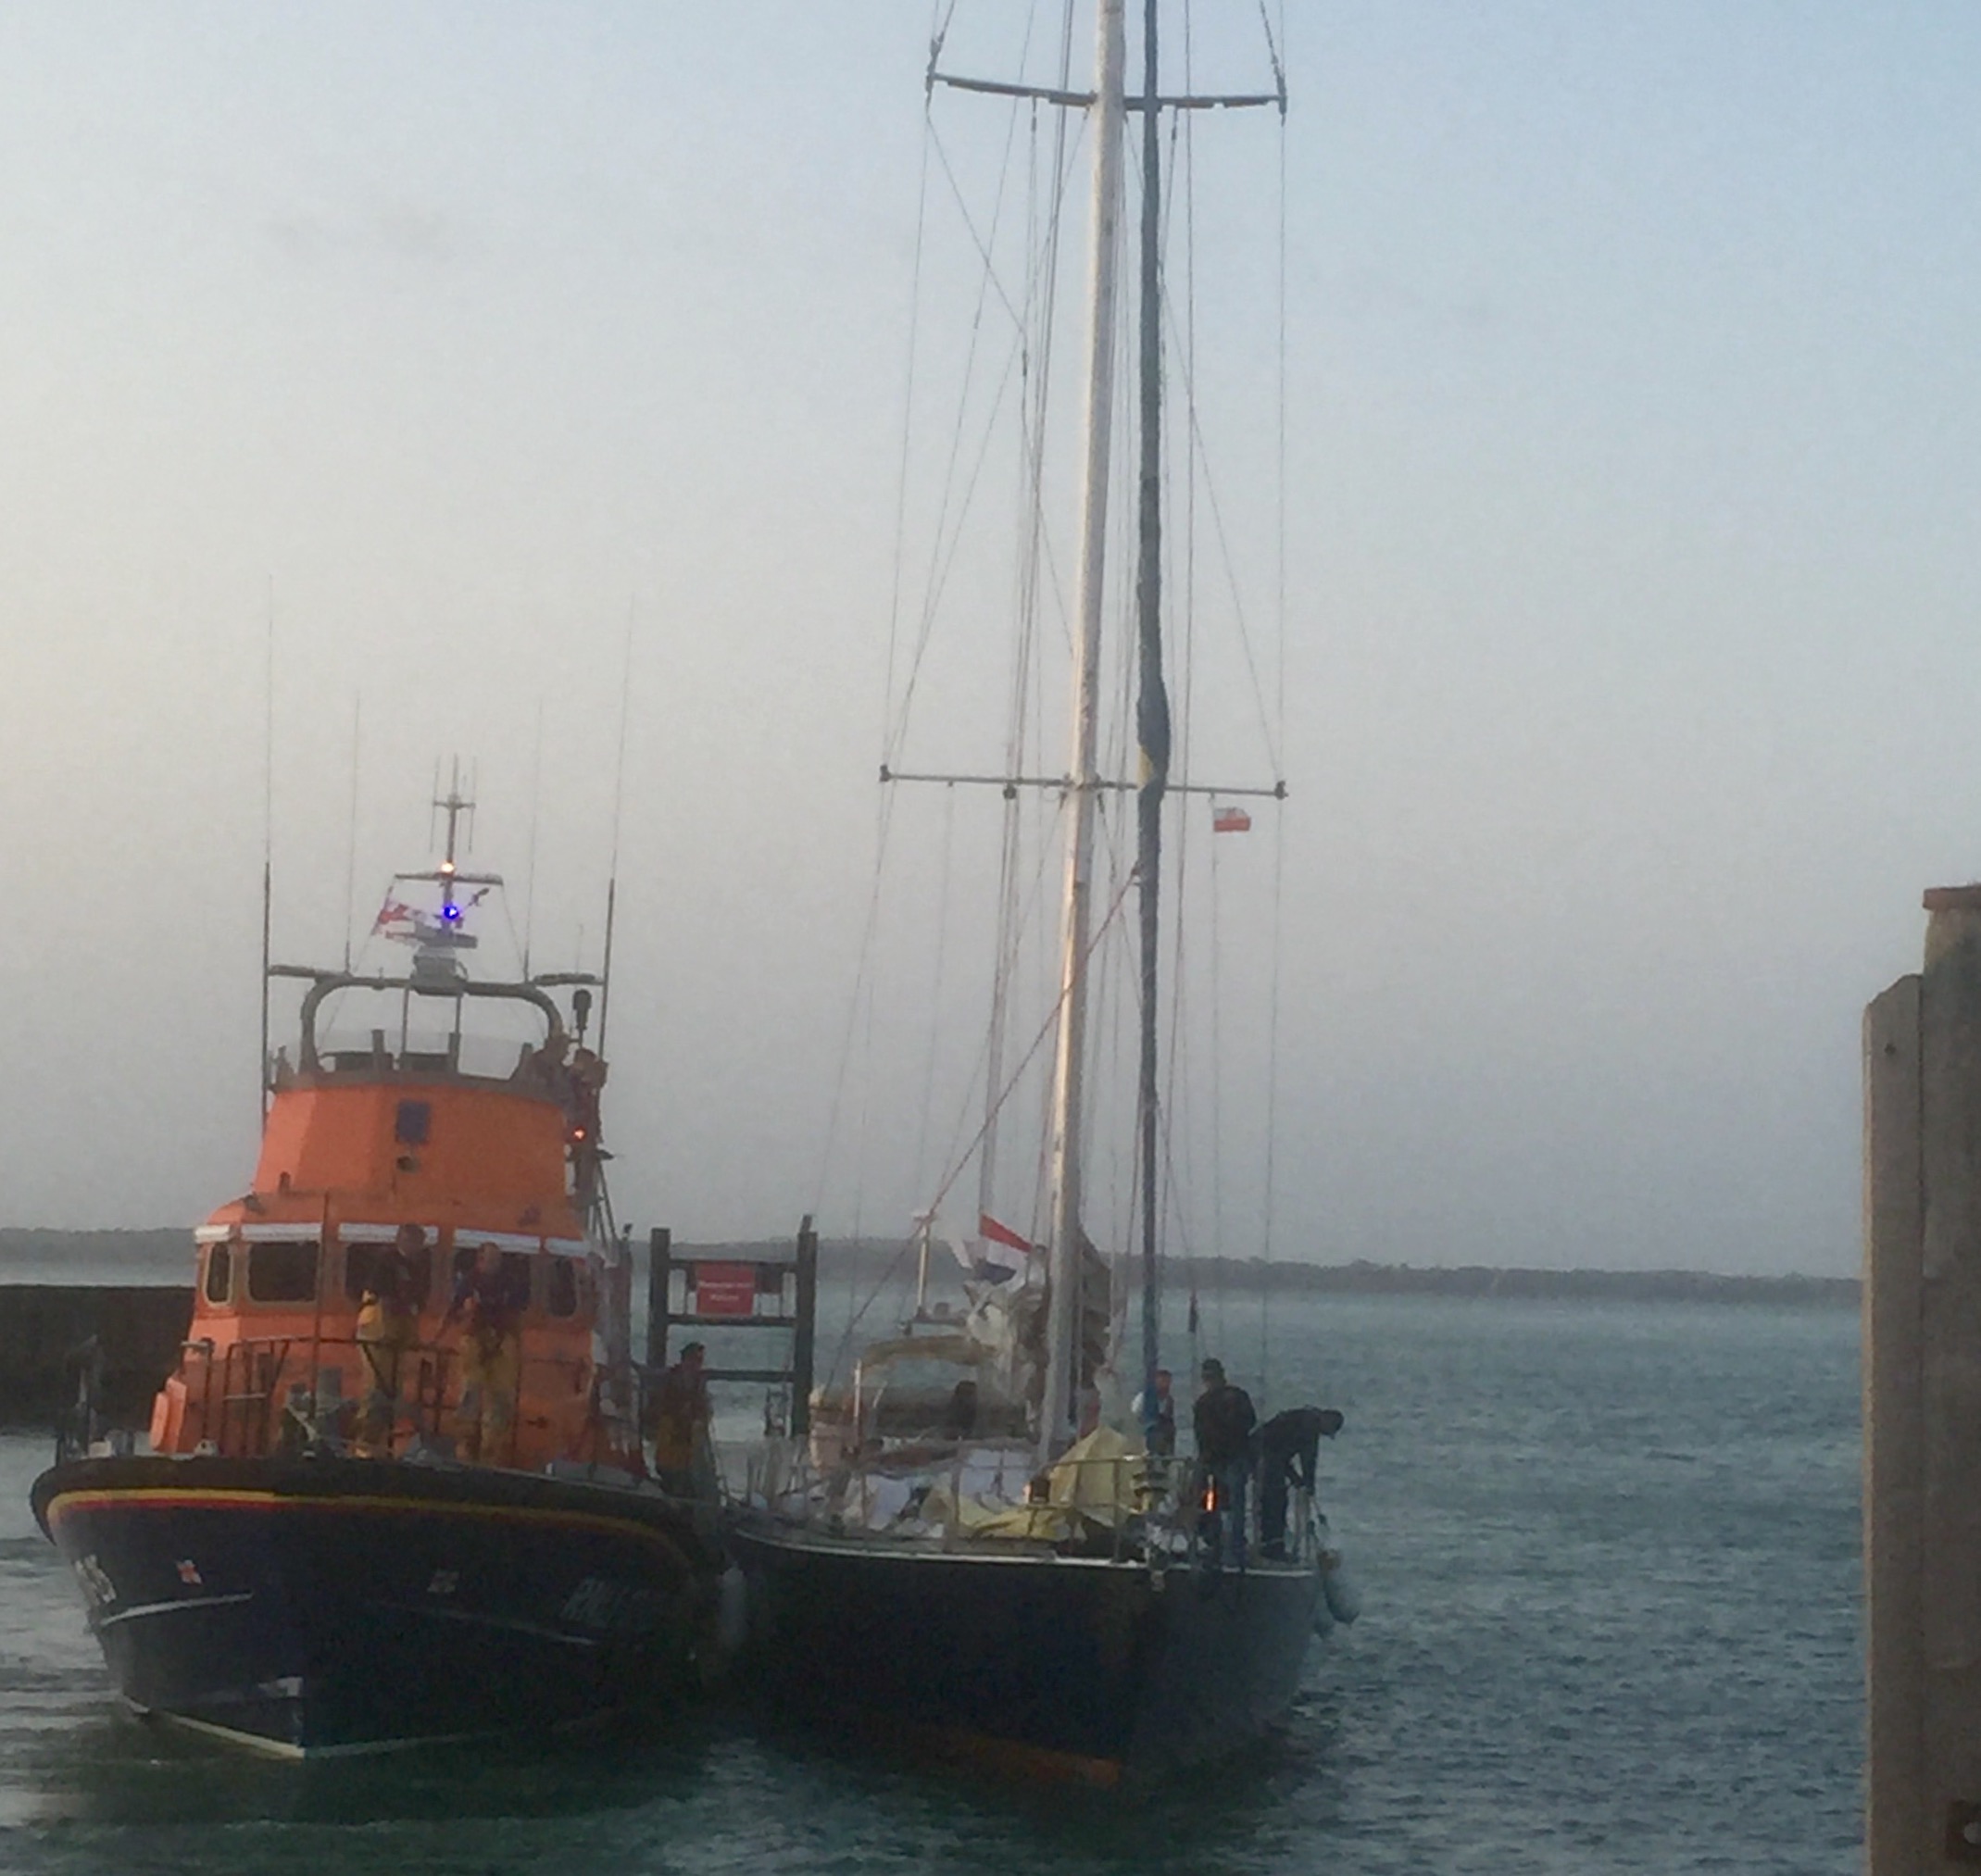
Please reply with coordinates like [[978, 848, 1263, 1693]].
[[246, 1240, 320, 1304], [343, 1242, 433, 1307], [395, 1101, 432, 1145], [203, 1243, 233, 1305], [546, 1257, 579, 1319]]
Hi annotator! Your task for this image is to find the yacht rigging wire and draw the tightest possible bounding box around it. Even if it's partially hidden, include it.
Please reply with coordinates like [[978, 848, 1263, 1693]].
[[821, 11, 1051, 1232], [826, 861, 1141, 1389], [888, 0, 1059, 763], [818, 0, 947, 1232], [888, 111, 1085, 760], [940, 803, 1070, 1218], [258, 578, 275, 1125], [824, 0, 1295, 1408], [984, 1, 1080, 1230], [910, 782, 959, 1190], [879, 10, 941, 768], [1164, 308, 1283, 779]]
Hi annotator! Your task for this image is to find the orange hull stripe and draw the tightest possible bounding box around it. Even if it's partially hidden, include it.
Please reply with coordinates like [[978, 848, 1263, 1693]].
[[923, 1724, 1122, 1789], [44, 1486, 684, 1554]]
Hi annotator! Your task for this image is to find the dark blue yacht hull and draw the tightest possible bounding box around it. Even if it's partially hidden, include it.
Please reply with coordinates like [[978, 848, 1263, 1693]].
[[727, 1517, 1322, 1784]]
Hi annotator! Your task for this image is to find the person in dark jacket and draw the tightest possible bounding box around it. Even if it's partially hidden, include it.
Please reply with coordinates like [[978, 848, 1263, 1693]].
[[1256, 1405, 1345, 1558], [1193, 1358, 1257, 1567], [647, 1342, 710, 1495]]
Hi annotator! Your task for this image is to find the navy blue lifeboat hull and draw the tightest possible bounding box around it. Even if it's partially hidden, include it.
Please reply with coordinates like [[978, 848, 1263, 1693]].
[[32, 1452, 721, 1757]]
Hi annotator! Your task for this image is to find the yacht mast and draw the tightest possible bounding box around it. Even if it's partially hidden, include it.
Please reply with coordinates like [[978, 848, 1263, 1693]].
[[1040, 0, 1127, 1464], [1133, 0, 1169, 1432]]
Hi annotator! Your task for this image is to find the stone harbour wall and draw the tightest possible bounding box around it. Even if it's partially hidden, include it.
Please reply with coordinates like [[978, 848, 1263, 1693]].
[[0, 1285, 192, 1428]]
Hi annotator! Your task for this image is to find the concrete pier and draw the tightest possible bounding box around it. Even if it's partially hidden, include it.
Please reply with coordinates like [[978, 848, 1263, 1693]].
[[1865, 885, 1981, 1872], [0, 1285, 190, 1428]]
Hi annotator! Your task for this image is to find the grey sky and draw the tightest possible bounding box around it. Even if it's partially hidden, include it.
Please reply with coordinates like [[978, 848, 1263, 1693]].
[[2, 3, 1975, 1277]]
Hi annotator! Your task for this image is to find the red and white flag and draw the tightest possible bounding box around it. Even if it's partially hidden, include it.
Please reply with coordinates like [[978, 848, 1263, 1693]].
[[1211, 804, 1252, 834], [978, 1212, 1033, 1255], [961, 1212, 1034, 1283], [938, 1210, 1038, 1285]]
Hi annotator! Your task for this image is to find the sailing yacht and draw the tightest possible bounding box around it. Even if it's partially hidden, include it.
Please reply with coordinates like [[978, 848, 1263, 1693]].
[[728, 0, 1354, 1784]]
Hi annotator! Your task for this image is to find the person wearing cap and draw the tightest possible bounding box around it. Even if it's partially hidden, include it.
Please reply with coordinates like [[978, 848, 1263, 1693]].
[[1257, 1405, 1345, 1559], [1193, 1357, 1257, 1568], [648, 1341, 711, 1496]]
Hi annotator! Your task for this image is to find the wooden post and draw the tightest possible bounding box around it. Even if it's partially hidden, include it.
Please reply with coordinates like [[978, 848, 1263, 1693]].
[[647, 1226, 672, 1374], [1866, 884, 1981, 1872], [792, 1215, 817, 1439], [1866, 969, 1925, 1873], [609, 1226, 633, 1382]]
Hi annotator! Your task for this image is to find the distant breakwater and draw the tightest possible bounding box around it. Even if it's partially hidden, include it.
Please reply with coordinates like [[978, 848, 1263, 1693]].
[[651, 1238, 1861, 1308], [0, 1232, 1851, 1431], [0, 1227, 1860, 1317]]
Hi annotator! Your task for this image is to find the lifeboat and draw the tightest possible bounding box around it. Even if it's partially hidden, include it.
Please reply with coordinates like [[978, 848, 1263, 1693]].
[[31, 782, 723, 1757]]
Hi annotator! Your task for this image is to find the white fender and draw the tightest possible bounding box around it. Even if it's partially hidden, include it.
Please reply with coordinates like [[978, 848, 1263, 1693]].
[[1321, 1549, 1360, 1626]]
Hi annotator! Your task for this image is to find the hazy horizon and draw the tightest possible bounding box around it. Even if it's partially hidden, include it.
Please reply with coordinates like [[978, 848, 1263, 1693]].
[[0, 1225, 1862, 1292], [6, 5, 1977, 1279]]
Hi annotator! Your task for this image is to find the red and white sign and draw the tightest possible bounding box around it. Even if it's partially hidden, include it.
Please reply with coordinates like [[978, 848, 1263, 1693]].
[[693, 1262, 758, 1317]]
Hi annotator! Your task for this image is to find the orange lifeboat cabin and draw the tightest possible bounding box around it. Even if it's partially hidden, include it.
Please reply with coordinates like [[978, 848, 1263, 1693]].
[[150, 969, 633, 1475]]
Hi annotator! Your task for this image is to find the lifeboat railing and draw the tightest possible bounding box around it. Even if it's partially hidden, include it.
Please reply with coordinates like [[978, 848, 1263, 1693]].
[[270, 965, 571, 1075], [171, 1333, 607, 1470]]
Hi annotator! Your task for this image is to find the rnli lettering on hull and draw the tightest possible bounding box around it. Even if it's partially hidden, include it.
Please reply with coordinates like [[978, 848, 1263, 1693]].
[[560, 1575, 663, 1634]]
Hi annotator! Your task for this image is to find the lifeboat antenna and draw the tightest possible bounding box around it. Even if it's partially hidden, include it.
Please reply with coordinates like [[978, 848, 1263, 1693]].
[[521, 700, 544, 979], [341, 694, 360, 972], [596, 603, 633, 1057], [258, 578, 275, 1124], [433, 757, 474, 920]]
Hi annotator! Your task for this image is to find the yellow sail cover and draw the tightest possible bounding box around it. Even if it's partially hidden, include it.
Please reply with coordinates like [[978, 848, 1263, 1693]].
[[925, 1425, 1147, 1542]]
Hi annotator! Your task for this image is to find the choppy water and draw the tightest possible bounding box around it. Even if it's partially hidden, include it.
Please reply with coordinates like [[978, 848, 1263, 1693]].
[[0, 1292, 1862, 1874]]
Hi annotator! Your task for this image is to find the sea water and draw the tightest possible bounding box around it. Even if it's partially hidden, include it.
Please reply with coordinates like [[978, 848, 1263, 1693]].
[[0, 1291, 1861, 1874]]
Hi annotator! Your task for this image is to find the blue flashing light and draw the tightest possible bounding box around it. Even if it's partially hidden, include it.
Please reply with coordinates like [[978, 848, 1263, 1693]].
[[441, 904, 462, 921]]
